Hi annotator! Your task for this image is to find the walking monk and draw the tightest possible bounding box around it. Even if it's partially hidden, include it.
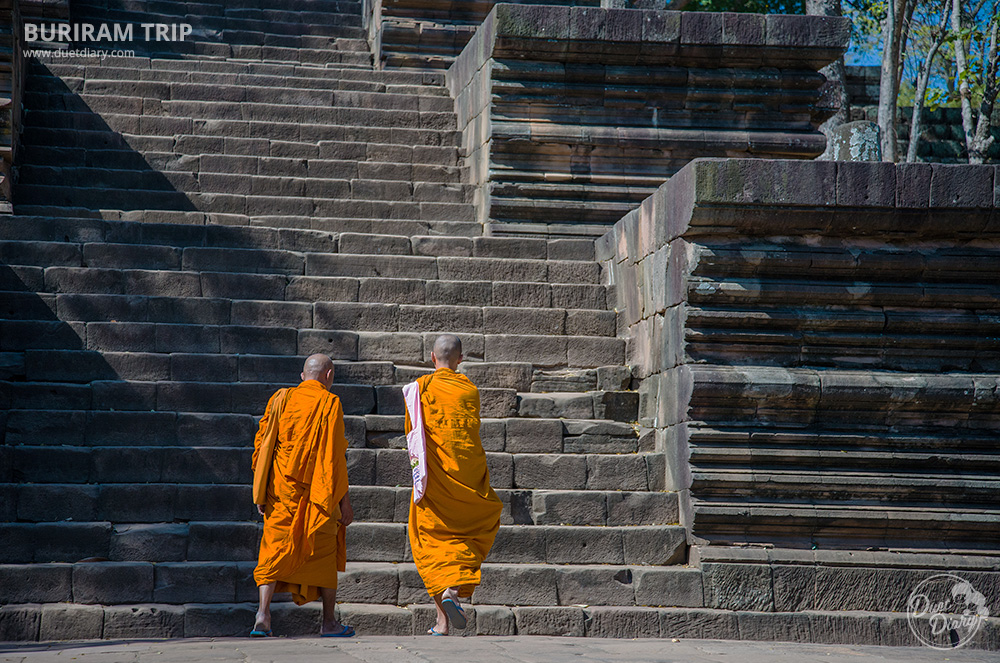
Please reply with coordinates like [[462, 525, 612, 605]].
[[250, 354, 355, 638], [405, 334, 503, 635]]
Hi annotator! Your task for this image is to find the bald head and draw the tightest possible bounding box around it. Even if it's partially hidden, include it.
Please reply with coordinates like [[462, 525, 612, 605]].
[[432, 334, 463, 370], [301, 353, 334, 388]]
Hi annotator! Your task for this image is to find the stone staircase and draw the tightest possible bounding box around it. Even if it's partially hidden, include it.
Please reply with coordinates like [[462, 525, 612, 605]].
[[0, 0, 692, 641]]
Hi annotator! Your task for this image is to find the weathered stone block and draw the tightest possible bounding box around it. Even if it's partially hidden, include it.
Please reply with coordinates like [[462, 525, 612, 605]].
[[475, 605, 515, 635], [607, 491, 679, 526], [40, 604, 104, 641], [532, 490, 606, 526], [337, 563, 400, 604], [505, 418, 563, 453], [513, 606, 585, 636], [487, 526, 546, 564], [624, 526, 686, 565], [184, 603, 257, 637], [73, 562, 154, 605], [154, 562, 239, 604], [547, 527, 624, 564], [514, 454, 587, 490], [338, 604, 412, 636], [476, 565, 559, 606], [103, 604, 184, 639], [0, 564, 73, 603], [736, 610, 811, 642], [0, 604, 41, 641], [634, 567, 703, 607], [659, 607, 739, 639], [110, 524, 188, 562], [772, 564, 816, 612], [702, 563, 774, 611], [587, 454, 648, 491], [557, 567, 636, 606], [586, 606, 660, 638]]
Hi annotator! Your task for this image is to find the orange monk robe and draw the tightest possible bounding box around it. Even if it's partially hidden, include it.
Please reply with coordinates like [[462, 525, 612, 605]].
[[405, 367, 503, 598], [252, 379, 349, 605]]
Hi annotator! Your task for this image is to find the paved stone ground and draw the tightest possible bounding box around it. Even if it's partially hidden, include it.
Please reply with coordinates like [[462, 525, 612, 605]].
[[0, 636, 994, 663]]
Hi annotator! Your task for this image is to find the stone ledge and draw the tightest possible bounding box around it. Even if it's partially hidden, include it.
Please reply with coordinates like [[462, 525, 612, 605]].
[[598, 160, 1000, 264], [2, 602, 996, 649], [691, 545, 1000, 571]]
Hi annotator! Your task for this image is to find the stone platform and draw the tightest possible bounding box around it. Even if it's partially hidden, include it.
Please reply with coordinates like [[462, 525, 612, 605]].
[[0, 635, 997, 662]]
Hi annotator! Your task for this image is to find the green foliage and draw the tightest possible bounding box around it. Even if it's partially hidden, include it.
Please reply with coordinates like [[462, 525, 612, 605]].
[[685, 0, 805, 12]]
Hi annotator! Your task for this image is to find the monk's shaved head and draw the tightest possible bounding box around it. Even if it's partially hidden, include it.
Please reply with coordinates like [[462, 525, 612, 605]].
[[302, 353, 335, 387], [432, 334, 463, 370]]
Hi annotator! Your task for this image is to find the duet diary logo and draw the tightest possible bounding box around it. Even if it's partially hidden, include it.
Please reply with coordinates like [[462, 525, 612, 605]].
[[906, 574, 991, 649], [24, 22, 193, 43]]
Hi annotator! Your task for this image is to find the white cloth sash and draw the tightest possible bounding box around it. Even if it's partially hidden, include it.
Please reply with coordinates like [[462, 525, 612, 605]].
[[403, 380, 428, 503]]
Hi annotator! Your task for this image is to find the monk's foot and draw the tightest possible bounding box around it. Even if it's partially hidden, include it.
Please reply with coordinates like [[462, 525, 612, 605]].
[[429, 617, 449, 636], [321, 619, 356, 638], [440, 588, 467, 630], [251, 612, 271, 637]]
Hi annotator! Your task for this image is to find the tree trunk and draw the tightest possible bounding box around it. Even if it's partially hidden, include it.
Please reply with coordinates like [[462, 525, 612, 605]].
[[951, 0, 977, 160], [808, 0, 850, 160], [906, 3, 950, 163], [970, 18, 999, 163], [878, 0, 908, 161]]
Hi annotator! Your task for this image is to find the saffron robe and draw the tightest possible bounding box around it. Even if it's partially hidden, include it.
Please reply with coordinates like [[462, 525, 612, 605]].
[[405, 368, 503, 598], [252, 379, 349, 605]]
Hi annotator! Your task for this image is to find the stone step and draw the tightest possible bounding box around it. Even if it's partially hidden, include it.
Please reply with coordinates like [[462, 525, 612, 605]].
[[2, 486, 675, 530], [26, 86, 455, 113], [0, 521, 686, 566], [21, 143, 460, 172], [0, 322, 623, 367], [4, 434, 649, 487], [0, 219, 593, 260], [8, 208, 482, 236], [24, 96, 457, 129], [0, 292, 613, 332], [689, 276, 1000, 310], [4, 244, 602, 283], [2, 601, 984, 646], [34, 60, 445, 88], [12, 185, 475, 220], [27, 69, 449, 98], [691, 502, 1000, 550], [0, 561, 694, 608], [126, 42, 373, 66], [16, 168, 471, 204], [0, 448, 664, 504], [70, 5, 366, 31], [0, 365, 634, 413], [0, 322, 623, 370], [21, 126, 463, 156], [2, 407, 640, 451], [3, 269, 607, 310], [2, 454, 666, 519]]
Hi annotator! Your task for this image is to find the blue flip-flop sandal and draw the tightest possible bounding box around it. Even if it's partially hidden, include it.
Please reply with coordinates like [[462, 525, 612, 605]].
[[427, 627, 447, 636], [249, 627, 272, 637], [320, 624, 355, 638], [441, 598, 467, 630]]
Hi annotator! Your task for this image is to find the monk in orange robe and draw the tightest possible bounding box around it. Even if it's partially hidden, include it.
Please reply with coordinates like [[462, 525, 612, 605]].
[[405, 334, 503, 635], [251, 354, 354, 637]]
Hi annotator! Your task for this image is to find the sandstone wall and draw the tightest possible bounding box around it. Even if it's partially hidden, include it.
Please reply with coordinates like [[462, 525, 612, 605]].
[[446, 5, 849, 236], [600, 157, 1000, 551]]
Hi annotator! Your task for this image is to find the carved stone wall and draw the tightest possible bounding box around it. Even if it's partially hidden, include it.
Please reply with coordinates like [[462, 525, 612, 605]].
[[447, 5, 849, 236], [366, 0, 601, 69], [600, 158, 1000, 551]]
